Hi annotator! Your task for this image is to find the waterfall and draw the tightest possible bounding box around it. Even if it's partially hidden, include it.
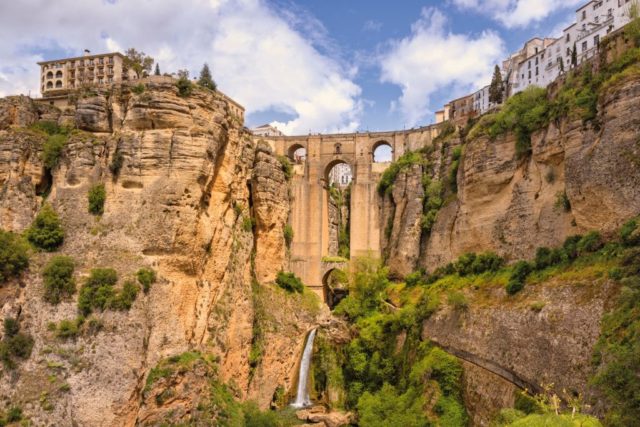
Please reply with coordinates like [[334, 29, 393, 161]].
[[291, 328, 317, 408]]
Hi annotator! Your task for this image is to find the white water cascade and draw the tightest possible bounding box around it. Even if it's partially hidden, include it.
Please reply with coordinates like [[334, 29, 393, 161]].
[[291, 328, 317, 408]]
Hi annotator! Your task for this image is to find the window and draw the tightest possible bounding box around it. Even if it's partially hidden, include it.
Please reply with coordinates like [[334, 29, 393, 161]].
[[536, 67, 539, 76], [528, 70, 531, 79], [582, 10, 586, 20], [46, 81, 53, 89], [46, 71, 53, 79], [55, 80, 63, 88], [566, 33, 571, 42], [55, 71, 62, 78], [582, 41, 588, 52], [594, 35, 600, 46]]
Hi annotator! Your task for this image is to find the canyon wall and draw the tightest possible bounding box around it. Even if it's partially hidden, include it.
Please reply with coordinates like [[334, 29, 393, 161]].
[[0, 82, 320, 426]]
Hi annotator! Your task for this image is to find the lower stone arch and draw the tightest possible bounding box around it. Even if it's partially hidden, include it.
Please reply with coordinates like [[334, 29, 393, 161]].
[[287, 144, 306, 164], [322, 268, 349, 309], [323, 158, 353, 186]]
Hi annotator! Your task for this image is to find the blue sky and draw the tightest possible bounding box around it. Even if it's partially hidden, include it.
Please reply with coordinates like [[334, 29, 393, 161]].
[[0, 0, 583, 134]]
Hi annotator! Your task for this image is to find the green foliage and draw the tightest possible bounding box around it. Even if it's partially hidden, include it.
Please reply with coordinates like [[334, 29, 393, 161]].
[[0, 317, 34, 368], [42, 255, 75, 304], [55, 317, 84, 339], [421, 177, 444, 234], [0, 230, 29, 283], [78, 268, 120, 315], [626, 2, 640, 47], [514, 390, 543, 414], [109, 150, 124, 176], [283, 224, 294, 248], [489, 64, 504, 104], [131, 83, 145, 94], [42, 134, 68, 169], [136, 267, 156, 293], [25, 204, 64, 251], [533, 247, 566, 271], [357, 384, 428, 427], [123, 48, 154, 78], [277, 155, 293, 181], [447, 291, 468, 310], [197, 63, 217, 91], [577, 231, 604, 255], [507, 261, 532, 295], [453, 252, 504, 276], [495, 412, 602, 426], [377, 151, 424, 196], [275, 271, 304, 294], [470, 87, 549, 159], [620, 218, 640, 246], [108, 281, 139, 310], [562, 235, 583, 260], [88, 183, 106, 215], [176, 76, 193, 97], [242, 216, 255, 232], [554, 191, 571, 212]]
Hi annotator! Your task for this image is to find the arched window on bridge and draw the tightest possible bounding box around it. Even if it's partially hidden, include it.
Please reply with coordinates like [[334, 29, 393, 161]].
[[326, 161, 352, 188], [288, 144, 307, 164], [322, 268, 349, 309], [373, 141, 393, 163]]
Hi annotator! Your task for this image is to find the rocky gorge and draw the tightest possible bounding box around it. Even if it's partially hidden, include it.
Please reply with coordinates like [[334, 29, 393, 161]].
[[0, 31, 639, 427]]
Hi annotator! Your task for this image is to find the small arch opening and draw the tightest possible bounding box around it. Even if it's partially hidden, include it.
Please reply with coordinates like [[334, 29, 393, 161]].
[[288, 144, 306, 164], [322, 268, 349, 309], [46, 81, 53, 89], [46, 71, 53, 79], [55, 71, 63, 78], [373, 141, 393, 163], [55, 80, 63, 88]]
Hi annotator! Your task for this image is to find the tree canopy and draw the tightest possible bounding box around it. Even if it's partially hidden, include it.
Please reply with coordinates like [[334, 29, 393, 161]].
[[197, 63, 217, 91], [123, 48, 154, 78], [489, 65, 504, 104]]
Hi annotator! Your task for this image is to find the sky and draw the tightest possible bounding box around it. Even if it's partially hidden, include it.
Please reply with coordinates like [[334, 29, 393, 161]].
[[0, 0, 584, 135]]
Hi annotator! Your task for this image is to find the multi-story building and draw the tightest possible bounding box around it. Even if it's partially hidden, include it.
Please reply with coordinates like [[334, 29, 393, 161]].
[[251, 123, 285, 137], [38, 50, 136, 98], [472, 84, 501, 115]]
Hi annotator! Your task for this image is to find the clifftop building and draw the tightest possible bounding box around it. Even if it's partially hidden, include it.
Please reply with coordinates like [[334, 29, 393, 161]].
[[251, 124, 285, 137], [38, 50, 136, 98]]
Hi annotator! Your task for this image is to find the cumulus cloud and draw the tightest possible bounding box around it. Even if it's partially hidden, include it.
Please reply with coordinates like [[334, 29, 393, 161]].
[[451, 0, 583, 28], [0, 0, 361, 135], [379, 8, 505, 127]]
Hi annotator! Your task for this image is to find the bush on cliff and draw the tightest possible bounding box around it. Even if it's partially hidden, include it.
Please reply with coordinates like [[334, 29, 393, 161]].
[[275, 271, 304, 294], [0, 317, 34, 369], [620, 218, 640, 247], [506, 261, 532, 295], [78, 268, 140, 314], [88, 183, 106, 215], [25, 204, 64, 251], [577, 231, 604, 255], [0, 230, 29, 283], [136, 267, 156, 293], [42, 255, 76, 304], [176, 76, 193, 97], [377, 151, 424, 196]]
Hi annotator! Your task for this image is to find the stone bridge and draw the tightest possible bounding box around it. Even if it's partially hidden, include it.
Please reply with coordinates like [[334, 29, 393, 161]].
[[259, 126, 441, 300]]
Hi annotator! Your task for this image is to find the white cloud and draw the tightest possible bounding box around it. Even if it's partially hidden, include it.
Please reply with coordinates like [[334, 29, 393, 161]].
[[0, 0, 361, 135], [379, 7, 505, 127], [451, 0, 583, 28]]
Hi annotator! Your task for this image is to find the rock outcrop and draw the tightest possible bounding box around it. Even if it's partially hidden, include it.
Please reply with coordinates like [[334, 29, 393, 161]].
[[0, 81, 317, 426]]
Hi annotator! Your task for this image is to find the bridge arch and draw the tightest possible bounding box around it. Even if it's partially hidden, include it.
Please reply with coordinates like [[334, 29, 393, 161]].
[[372, 140, 393, 163], [322, 267, 349, 309], [324, 158, 353, 187], [288, 143, 307, 164]]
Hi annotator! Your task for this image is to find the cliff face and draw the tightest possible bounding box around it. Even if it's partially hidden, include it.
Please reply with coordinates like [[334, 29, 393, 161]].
[[0, 82, 317, 426], [380, 77, 640, 276]]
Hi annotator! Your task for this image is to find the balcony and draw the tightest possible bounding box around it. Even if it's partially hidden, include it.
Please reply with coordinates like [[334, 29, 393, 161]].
[[576, 14, 613, 41]]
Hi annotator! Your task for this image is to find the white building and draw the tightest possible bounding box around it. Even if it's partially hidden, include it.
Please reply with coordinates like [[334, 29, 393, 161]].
[[472, 84, 503, 115], [510, 0, 635, 95], [251, 124, 284, 137]]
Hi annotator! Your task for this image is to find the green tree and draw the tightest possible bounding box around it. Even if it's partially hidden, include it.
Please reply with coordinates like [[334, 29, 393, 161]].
[[42, 255, 76, 304], [154, 63, 161, 76], [571, 43, 578, 68], [197, 63, 217, 91], [559, 57, 565, 73], [123, 48, 154, 78], [0, 231, 29, 283], [88, 184, 106, 215], [25, 204, 64, 251], [489, 65, 504, 104]]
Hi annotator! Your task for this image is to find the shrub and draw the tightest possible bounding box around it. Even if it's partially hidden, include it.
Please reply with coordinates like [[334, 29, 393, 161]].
[[563, 235, 583, 260], [554, 191, 571, 212], [620, 218, 640, 247], [283, 224, 294, 248], [0, 231, 29, 283], [109, 150, 125, 176], [131, 83, 145, 94], [0, 318, 34, 368], [88, 184, 106, 215], [275, 271, 304, 294], [6, 406, 23, 422], [577, 231, 604, 255], [136, 268, 156, 293], [78, 268, 118, 315], [42, 134, 68, 169], [277, 155, 293, 181], [447, 291, 468, 310], [471, 252, 504, 274], [454, 253, 477, 276], [4, 318, 19, 338], [242, 216, 255, 232], [377, 151, 424, 195], [109, 281, 139, 310], [534, 247, 566, 270], [42, 255, 76, 304], [507, 261, 531, 295], [56, 317, 83, 339], [25, 204, 64, 251], [176, 76, 193, 97], [405, 271, 424, 287]]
